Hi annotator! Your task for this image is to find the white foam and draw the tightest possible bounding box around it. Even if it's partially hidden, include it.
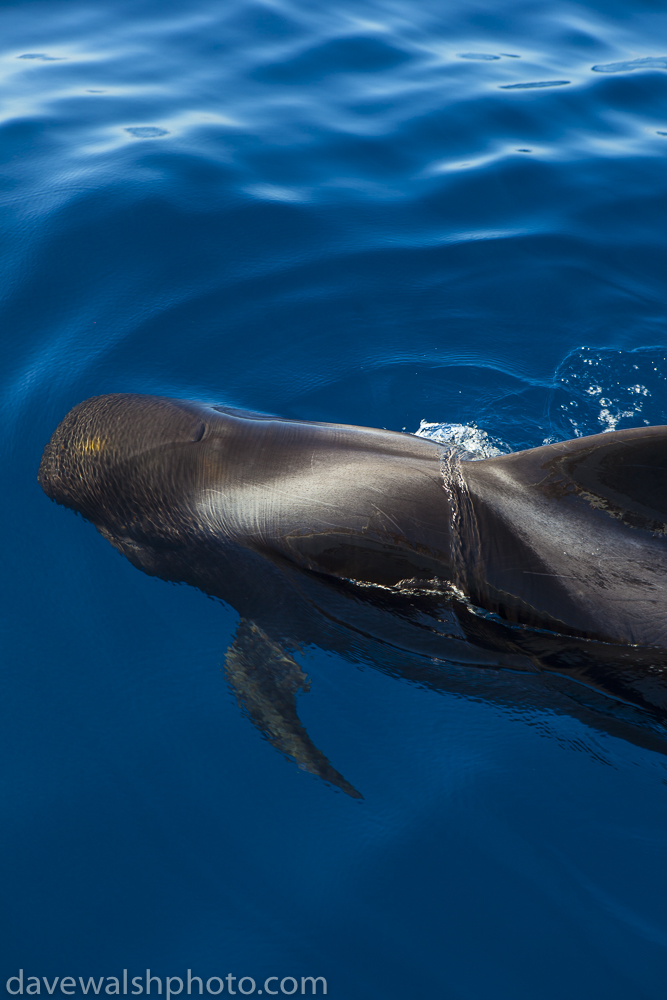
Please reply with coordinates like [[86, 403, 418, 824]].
[[414, 419, 511, 460]]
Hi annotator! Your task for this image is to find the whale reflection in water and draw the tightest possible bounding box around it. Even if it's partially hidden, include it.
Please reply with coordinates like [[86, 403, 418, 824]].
[[39, 394, 667, 796]]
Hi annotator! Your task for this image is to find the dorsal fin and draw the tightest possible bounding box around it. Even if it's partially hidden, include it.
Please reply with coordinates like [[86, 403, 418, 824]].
[[465, 424, 667, 534], [459, 426, 667, 647], [532, 425, 667, 532]]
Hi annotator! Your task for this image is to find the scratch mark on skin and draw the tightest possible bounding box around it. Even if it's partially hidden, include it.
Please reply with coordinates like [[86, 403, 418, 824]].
[[370, 503, 405, 536], [206, 484, 346, 512], [591, 597, 662, 602], [521, 571, 582, 579]]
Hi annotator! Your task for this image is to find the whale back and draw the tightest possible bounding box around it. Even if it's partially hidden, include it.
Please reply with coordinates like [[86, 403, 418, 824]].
[[460, 425, 667, 647]]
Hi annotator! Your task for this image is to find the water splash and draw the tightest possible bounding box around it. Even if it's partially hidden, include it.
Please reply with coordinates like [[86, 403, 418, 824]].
[[414, 419, 511, 460]]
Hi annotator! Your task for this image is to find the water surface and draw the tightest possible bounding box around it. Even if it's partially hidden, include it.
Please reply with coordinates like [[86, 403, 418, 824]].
[[2, 0, 667, 997]]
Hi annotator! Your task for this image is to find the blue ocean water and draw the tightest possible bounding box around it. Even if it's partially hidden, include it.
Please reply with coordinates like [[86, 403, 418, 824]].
[[2, 0, 667, 996]]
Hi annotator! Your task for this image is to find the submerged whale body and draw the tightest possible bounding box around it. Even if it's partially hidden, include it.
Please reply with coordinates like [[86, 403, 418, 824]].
[[39, 394, 667, 795]]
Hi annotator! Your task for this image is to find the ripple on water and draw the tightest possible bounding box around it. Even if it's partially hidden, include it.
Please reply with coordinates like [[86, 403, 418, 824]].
[[125, 126, 169, 137], [500, 79, 570, 88], [252, 34, 410, 84], [17, 52, 65, 60], [592, 56, 667, 73]]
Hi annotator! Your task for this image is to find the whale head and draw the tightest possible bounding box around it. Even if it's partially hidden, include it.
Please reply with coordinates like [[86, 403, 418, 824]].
[[38, 393, 216, 561]]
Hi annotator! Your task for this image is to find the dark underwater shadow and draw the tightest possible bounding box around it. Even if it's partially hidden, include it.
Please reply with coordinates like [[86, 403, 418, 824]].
[[200, 548, 667, 794]]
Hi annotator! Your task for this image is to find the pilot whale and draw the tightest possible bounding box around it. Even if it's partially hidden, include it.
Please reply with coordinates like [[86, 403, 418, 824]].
[[39, 394, 667, 795]]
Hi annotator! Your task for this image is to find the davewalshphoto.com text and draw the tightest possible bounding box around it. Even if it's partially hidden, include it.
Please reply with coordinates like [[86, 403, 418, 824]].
[[6, 973, 326, 996]]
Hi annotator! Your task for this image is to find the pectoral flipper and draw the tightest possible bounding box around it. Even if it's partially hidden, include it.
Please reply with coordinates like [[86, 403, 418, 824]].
[[224, 619, 362, 799]]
